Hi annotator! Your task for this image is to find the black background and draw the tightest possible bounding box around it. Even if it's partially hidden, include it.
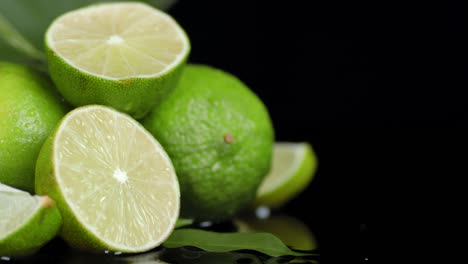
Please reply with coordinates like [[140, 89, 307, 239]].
[[169, 1, 467, 263]]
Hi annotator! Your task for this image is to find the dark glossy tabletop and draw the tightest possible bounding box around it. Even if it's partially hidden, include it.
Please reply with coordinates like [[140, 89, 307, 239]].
[[2, 216, 321, 264]]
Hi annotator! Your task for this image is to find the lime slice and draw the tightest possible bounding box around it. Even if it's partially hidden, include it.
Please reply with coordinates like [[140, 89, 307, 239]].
[[255, 142, 318, 208], [45, 2, 190, 118], [0, 183, 61, 256], [35, 105, 180, 253]]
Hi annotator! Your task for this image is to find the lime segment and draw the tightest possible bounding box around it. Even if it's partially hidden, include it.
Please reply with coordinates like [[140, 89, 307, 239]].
[[255, 142, 318, 208], [35, 105, 180, 253]]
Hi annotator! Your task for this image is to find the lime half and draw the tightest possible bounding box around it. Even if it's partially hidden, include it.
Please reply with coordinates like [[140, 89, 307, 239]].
[[45, 2, 190, 118], [255, 142, 318, 208], [35, 105, 180, 253], [0, 183, 61, 256]]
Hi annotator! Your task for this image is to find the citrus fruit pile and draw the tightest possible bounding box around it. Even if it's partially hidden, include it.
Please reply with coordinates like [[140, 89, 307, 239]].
[[0, 1, 318, 257]]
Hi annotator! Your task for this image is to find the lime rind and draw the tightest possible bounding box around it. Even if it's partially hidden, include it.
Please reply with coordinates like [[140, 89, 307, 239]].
[[255, 142, 318, 209], [45, 48, 187, 118]]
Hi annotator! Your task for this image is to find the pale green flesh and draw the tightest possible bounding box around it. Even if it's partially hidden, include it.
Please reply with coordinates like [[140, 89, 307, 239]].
[[47, 3, 187, 79], [55, 106, 179, 250], [0, 184, 41, 240], [257, 143, 305, 194]]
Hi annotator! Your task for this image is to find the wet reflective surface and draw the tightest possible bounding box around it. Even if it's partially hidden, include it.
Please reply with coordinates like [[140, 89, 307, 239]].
[[0, 214, 320, 264], [1, 245, 318, 264]]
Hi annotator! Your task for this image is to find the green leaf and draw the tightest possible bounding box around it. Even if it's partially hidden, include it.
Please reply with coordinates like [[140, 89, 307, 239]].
[[0, 0, 177, 64], [0, 14, 45, 62], [175, 218, 194, 229], [163, 229, 316, 257]]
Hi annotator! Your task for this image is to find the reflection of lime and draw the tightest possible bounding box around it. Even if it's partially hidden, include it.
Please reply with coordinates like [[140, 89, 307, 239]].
[[255, 142, 318, 208], [235, 214, 317, 251], [122, 251, 169, 264], [35, 105, 180, 253], [0, 183, 62, 256], [45, 2, 190, 118], [0, 62, 68, 193], [143, 64, 274, 222]]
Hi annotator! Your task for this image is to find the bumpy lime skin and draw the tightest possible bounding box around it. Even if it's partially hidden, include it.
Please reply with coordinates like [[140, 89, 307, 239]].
[[143, 64, 274, 222], [46, 46, 188, 119], [0, 62, 68, 193], [0, 197, 62, 257]]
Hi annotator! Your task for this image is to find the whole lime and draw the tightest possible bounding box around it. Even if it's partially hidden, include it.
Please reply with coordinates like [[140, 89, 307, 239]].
[[143, 64, 274, 221], [0, 62, 68, 193]]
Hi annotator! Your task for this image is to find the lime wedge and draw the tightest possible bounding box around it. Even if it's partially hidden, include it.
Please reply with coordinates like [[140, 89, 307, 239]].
[[45, 2, 190, 118], [0, 183, 61, 256], [255, 142, 318, 208], [35, 105, 180, 253]]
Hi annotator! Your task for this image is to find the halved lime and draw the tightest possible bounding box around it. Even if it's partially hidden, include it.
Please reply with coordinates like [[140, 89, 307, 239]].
[[45, 2, 190, 118], [0, 183, 61, 256], [35, 105, 180, 253], [254, 142, 318, 208]]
